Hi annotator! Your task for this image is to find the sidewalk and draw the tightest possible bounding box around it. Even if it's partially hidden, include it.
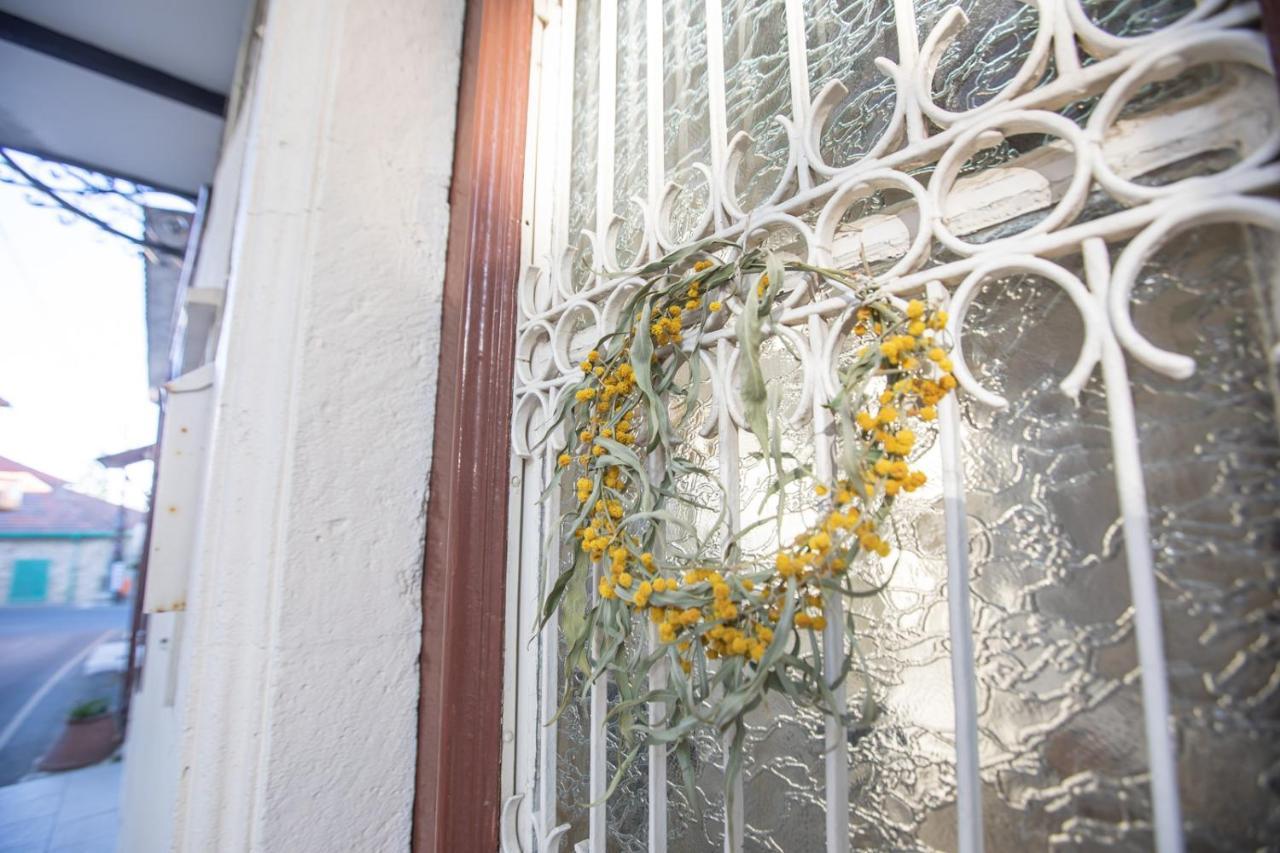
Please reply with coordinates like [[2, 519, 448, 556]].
[[0, 758, 120, 853]]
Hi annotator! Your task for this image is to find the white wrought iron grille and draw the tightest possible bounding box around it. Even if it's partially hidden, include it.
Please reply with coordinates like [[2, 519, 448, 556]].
[[500, 1, 1280, 852]]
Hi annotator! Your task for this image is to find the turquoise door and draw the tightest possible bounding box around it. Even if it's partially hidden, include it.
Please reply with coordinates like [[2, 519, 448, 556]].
[[9, 559, 50, 603]]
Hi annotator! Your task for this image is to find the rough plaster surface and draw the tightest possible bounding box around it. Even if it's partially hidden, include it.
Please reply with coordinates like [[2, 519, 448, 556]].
[[117, 1, 466, 850]]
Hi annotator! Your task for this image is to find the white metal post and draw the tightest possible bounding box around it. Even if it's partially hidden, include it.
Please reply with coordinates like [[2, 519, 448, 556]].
[[927, 280, 985, 853], [1082, 238, 1184, 853]]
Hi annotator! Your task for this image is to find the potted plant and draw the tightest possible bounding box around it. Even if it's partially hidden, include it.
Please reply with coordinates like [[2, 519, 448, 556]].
[[38, 698, 120, 771]]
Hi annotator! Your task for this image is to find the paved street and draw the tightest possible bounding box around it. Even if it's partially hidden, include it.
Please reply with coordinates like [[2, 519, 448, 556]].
[[0, 607, 129, 787]]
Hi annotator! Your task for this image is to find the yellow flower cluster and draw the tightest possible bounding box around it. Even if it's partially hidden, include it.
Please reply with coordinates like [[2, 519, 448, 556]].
[[573, 350, 637, 407], [650, 306, 685, 347], [649, 259, 717, 347], [849, 301, 955, 496], [634, 567, 773, 667]]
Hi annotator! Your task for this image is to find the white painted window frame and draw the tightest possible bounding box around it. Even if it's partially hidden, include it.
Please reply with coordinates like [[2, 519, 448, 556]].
[[500, 3, 1280, 853]]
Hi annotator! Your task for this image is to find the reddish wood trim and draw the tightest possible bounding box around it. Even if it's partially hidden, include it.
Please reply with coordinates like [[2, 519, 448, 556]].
[[413, 1, 533, 850], [1262, 0, 1280, 98]]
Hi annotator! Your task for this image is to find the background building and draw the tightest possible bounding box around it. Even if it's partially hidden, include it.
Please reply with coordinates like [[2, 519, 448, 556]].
[[0, 456, 142, 606]]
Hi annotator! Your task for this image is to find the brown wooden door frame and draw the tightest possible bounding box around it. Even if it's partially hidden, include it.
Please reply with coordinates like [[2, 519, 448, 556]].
[[1264, 0, 1280, 96], [413, 1, 534, 850]]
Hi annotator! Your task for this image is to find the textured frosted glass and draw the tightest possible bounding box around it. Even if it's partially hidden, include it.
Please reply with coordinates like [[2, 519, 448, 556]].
[[665, 336, 833, 852], [914, 0, 1038, 114], [554, 509, 650, 853], [959, 268, 1152, 851], [736, 332, 819, 566], [667, 334, 963, 851], [804, 0, 898, 167], [663, 0, 713, 245], [739, 693, 828, 851], [569, 0, 600, 290], [1080, 0, 1196, 37], [825, 337, 960, 851], [736, 337, 829, 852], [723, 0, 793, 212], [847, 467, 960, 849], [664, 362, 727, 852], [556, 661, 592, 848], [1128, 222, 1280, 849], [609, 637, 650, 853], [615, 0, 649, 266], [665, 338, 835, 851], [664, 359, 726, 562]]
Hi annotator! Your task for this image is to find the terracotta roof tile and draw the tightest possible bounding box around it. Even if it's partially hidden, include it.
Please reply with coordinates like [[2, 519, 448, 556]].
[[0, 455, 144, 536]]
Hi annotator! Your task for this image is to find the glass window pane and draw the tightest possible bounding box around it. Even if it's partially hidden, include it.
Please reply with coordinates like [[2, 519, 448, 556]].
[[804, 0, 898, 167], [722, 0, 793, 211], [663, 0, 713, 245], [1130, 222, 1280, 850], [1080, 0, 1197, 38], [568, 0, 601, 290], [960, 266, 1151, 851], [913, 0, 1038, 114], [614, 0, 649, 266]]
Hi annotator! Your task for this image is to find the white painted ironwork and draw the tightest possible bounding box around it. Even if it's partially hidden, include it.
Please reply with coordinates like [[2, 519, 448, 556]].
[[501, 2, 1280, 852], [929, 279, 983, 853], [713, 336, 744, 853]]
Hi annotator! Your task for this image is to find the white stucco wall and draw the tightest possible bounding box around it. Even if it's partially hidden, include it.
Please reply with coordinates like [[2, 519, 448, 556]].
[[118, 0, 466, 849]]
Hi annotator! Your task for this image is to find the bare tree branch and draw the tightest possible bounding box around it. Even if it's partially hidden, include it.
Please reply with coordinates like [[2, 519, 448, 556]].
[[0, 148, 184, 258]]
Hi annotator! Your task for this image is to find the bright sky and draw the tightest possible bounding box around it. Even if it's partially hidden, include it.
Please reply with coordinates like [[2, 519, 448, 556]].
[[0, 167, 179, 509]]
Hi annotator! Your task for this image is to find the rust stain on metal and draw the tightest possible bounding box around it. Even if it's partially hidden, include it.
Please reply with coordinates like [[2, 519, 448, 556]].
[[152, 600, 187, 613]]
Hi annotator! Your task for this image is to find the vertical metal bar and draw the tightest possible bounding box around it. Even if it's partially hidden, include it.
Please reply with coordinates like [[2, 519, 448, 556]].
[[507, 6, 562, 843], [590, 5, 619, 849], [783, 0, 813, 191], [703, 0, 729, 232], [646, 0, 665, 263], [552, 0, 579, 263], [891, 0, 925, 143], [502, 447, 526, 798], [527, 6, 557, 271], [1081, 240, 1184, 853], [928, 278, 985, 853], [535, 446, 562, 839], [1052, 1, 1082, 78], [645, 0, 668, 841], [589, 560, 609, 853], [807, 315, 849, 853], [525, 4, 577, 845], [648, 443, 670, 852], [714, 338, 745, 853], [598, 0, 619, 242]]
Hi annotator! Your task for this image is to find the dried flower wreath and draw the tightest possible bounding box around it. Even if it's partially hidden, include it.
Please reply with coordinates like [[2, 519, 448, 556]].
[[537, 237, 956, 816]]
